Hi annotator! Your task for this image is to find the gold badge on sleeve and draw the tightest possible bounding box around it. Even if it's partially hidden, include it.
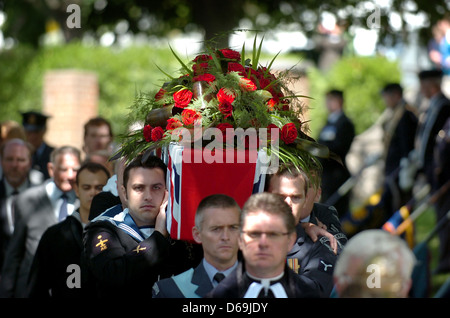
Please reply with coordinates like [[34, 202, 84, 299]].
[[96, 235, 109, 251]]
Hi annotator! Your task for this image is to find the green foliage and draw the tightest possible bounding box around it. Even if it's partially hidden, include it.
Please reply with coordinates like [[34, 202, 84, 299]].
[[0, 42, 179, 136], [307, 55, 401, 138], [0, 45, 39, 119]]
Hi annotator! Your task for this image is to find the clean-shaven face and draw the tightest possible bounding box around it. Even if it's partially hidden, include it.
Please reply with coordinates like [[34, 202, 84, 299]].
[[123, 167, 166, 227]]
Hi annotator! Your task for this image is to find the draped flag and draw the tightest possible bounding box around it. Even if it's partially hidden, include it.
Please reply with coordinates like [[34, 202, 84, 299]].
[[164, 143, 268, 241]]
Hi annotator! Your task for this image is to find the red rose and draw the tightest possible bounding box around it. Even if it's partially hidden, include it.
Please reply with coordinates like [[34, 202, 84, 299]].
[[239, 77, 257, 91], [166, 118, 183, 131], [193, 73, 216, 83], [219, 49, 241, 61], [227, 62, 246, 75], [216, 123, 234, 135], [217, 87, 235, 104], [281, 123, 298, 144], [267, 98, 277, 111], [154, 88, 166, 101], [192, 63, 210, 75], [266, 123, 280, 142], [151, 126, 164, 141], [281, 100, 290, 111], [193, 54, 212, 62], [143, 124, 153, 142], [259, 77, 271, 90], [181, 109, 202, 126], [173, 89, 193, 108], [218, 100, 233, 118]]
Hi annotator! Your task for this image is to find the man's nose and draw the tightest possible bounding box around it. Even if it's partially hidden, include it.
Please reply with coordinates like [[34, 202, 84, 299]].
[[284, 196, 292, 207]]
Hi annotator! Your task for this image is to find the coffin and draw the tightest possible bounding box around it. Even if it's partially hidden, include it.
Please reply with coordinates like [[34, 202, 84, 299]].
[[163, 143, 268, 241]]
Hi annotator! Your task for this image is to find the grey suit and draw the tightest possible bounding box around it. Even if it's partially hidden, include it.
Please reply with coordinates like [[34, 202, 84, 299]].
[[0, 175, 42, 275], [152, 260, 214, 298], [0, 180, 77, 298]]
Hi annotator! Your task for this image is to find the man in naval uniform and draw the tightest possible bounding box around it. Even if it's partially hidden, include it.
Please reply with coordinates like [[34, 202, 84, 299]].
[[82, 155, 197, 298]]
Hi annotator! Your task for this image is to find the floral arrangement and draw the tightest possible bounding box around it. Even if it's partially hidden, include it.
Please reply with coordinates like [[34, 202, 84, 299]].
[[116, 36, 331, 174]]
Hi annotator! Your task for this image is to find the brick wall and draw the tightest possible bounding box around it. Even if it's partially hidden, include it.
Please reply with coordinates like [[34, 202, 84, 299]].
[[43, 69, 98, 153]]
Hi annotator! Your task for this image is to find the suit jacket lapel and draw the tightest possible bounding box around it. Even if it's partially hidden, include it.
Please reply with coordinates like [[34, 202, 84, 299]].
[[191, 261, 214, 297]]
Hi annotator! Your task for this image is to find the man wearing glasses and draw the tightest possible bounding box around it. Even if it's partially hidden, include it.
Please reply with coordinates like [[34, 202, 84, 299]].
[[207, 192, 320, 298]]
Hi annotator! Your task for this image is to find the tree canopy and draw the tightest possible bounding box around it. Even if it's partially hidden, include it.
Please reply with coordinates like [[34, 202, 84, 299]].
[[1, 0, 448, 48]]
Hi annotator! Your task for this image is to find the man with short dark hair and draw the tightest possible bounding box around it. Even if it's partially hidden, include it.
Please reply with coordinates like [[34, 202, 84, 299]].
[[318, 89, 355, 218], [153, 194, 240, 298], [82, 117, 113, 157], [82, 155, 195, 297]]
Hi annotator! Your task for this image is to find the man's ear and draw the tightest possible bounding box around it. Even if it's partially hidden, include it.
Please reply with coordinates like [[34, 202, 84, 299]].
[[121, 185, 128, 203], [47, 162, 54, 178], [192, 226, 202, 244], [315, 187, 322, 202], [73, 183, 80, 198]]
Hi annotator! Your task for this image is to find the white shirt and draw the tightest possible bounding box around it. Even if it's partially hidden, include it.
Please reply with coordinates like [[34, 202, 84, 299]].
[[45, 181, 77, 220]]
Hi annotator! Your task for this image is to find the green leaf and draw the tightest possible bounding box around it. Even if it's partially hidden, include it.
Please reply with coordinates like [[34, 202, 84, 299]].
[[252, 35, 264, 71], [154, 63, 175, 80], [266, 50, 281, 71], [169, 44, 192, 76], [241, 42, 246, 67], [210, 49, 223, 72]]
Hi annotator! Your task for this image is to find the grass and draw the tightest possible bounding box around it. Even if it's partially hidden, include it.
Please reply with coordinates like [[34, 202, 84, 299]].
[[413, 207, 450, 297]]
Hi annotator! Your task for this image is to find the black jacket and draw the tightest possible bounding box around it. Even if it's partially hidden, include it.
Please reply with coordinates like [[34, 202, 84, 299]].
[[27, 213, 84, 298], [206, 261, 320, 298]]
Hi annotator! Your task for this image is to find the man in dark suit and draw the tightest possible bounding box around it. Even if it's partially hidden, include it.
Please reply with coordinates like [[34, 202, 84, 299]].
[[0, 139, 42, 271], [415, 70, 450, 184], [381, 83, 418, 177], [27, 162, 110, 297], [0, 146, 81, 298], [207, 193, 320, 298], [153, 194, 240, 298], [431, 117, 450, 274], [88, 156, 127, 221], [318, 90, 355, 218], [21, 111, 55, 180], [370, 83, 419, 221]]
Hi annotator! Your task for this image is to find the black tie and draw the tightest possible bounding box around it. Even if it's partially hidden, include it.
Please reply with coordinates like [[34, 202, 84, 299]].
[[59, 193, 68, 221], [214, 272, 225, 283], [258, 288, 275, 298]]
